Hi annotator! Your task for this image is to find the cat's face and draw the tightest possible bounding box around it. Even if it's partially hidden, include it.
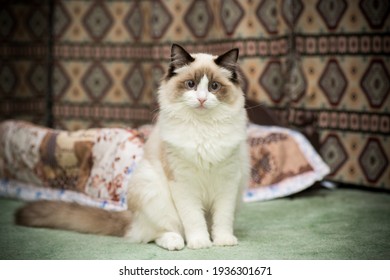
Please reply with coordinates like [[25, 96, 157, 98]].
[[158, 44, 245, 116]]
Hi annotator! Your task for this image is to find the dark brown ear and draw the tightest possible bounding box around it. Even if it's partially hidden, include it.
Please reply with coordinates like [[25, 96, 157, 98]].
[[214, 48, 239, 84], [166, 44, 195, 79]]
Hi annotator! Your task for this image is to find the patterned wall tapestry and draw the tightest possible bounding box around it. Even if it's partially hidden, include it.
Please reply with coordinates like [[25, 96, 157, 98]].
[[49, 0, 290, 129], [0, 1, 50, 125], [288, 0, 390, 190], [0, 0, 389, 190]]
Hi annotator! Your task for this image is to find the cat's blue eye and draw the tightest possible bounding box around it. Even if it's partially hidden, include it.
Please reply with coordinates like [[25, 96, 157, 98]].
[[210, 81, 221, 92], [185, 80, 196, 89]]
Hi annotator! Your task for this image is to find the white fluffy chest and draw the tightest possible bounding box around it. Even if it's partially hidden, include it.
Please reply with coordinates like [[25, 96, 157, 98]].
[[160, 119, 245, 167]]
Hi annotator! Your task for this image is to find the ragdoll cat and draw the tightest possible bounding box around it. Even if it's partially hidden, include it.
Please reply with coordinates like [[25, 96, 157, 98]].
[[15, 44, 250, 250]]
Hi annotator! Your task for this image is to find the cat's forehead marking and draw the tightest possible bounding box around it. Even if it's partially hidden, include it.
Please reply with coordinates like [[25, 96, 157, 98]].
[[184, 67, 231, 86], [191, 53, 232, 78], [192, 68, 215, 83], [198, 75, 209, 91], [174, 54, 233, 81]]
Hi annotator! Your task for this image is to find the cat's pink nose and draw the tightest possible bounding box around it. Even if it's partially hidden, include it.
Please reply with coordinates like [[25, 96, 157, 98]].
[[198, 98, 206, 105]]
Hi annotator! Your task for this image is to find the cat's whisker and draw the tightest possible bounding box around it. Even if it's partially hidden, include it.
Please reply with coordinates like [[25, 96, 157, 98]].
[[245, 103, 266, 110]]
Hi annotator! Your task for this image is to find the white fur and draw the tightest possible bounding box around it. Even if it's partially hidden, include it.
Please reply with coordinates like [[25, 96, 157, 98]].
[[125, 52, 249, 250]]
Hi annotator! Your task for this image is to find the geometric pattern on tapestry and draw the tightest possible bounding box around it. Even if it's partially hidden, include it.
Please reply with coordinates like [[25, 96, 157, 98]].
[[316, 0, 347, 29], [359, 0, 390, 29], [0, 2, 49, 124], [82, 62, 113, 102], [26, 6, 48, 40], [0, 7, 16, 39], [259, 61, 284, 103], [0, 63, 17, 95], [124, 64, 145, 103], [53, 1, 71, 39], [291, 0, 390, 190], [83, 2, 113, 41], [281, 0, 303, 28], [124, 2, 143, 40], [151, 1, 172, 39], [359, 138, 389, 184], [319, 59, 348, 106], [220, 0, 244, 35], [320, 134, 348, 176], [361, 60, 390, 108], [256, 0, 278, 34], [184, 0, 214, 38]]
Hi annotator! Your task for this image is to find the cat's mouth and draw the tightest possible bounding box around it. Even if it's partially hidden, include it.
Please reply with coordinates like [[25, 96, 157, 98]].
[[194, 103, 212, 111]]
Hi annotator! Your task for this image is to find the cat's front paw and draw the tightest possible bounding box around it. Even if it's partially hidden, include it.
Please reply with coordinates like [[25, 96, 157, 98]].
[[213, 234, 238, 247], [156, 232, 185, 251], [187, 236, 212, 249]]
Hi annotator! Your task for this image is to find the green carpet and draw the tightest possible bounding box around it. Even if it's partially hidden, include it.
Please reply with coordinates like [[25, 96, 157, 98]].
[[0, 188, 389, 260]]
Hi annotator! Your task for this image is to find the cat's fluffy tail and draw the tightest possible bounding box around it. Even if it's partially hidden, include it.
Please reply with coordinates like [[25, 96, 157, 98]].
[[15, 201, 132, 237]]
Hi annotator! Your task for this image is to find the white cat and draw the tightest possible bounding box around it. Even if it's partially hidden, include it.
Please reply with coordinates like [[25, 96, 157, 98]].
[[16, 44, 250, 251]]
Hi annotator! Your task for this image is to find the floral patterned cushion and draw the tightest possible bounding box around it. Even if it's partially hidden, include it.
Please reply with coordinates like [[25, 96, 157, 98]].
[[0, 121, 144, 210], [245, 124, 330, 202]]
